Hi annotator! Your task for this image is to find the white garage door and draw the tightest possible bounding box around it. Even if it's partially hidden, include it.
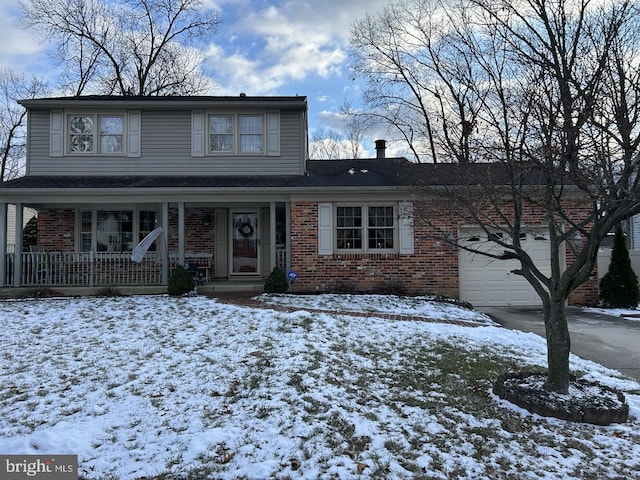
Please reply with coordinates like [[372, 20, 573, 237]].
[[458, 228, 552, 306]]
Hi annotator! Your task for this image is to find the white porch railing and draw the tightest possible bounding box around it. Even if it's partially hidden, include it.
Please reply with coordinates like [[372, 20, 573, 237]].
[[3, 248, 284, 287], [3, 251, 164, 287]]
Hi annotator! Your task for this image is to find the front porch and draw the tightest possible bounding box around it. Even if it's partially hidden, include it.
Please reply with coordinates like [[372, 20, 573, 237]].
[[1, 200, 291, 290], [2, 249, 287, 289]]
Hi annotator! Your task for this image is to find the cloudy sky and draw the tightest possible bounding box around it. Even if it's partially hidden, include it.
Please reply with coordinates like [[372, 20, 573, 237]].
[[0, 0, 390, 154]]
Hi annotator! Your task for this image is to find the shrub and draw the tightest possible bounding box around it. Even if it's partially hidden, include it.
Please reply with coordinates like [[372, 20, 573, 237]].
[[95, 287, 123, 297], [599, 224, 640, 308], [168, 264, 196, 296], [264, 267, 289, 293], [375, 281, 407, 296]]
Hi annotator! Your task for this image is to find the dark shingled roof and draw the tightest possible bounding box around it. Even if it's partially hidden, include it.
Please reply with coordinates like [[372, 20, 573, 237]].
[[0, 159, 550, 191], [18, 95, 307, 109]]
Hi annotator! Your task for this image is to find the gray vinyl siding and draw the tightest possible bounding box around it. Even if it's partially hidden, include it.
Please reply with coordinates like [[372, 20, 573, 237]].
[[27, 108, 305, 176]]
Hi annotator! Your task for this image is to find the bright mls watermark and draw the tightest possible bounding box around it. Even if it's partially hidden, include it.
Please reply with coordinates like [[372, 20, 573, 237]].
[[1, 455, 77, 479]]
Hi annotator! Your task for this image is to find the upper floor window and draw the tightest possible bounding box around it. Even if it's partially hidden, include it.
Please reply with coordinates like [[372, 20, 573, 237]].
[[68, 114, 124, 154], [209, 113, 263, 154]]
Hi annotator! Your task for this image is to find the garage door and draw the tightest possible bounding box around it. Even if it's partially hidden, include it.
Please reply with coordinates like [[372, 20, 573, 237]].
[[458, 228, 552, 306]]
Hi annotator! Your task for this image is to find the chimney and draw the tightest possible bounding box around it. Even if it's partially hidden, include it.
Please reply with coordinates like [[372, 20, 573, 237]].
[[375, 139, 386, 159]]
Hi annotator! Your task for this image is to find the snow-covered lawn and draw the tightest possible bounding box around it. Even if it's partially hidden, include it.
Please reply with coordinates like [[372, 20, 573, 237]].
[[0, 294, 639, 479]]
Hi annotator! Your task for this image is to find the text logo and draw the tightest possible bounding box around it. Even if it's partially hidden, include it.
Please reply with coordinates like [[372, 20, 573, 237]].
[[1, 455, 77, 479]]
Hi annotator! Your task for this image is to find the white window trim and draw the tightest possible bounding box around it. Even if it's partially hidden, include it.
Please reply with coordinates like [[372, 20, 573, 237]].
[[319, 201, 414, 255], [65, 112, 128, 156], [335, 203, 398, 253], [207, 111, 266, 155]]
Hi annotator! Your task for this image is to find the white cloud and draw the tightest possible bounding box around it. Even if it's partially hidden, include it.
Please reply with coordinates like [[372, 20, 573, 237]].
[[205, 1, 387, 95], [317, 110, 346, 130], [0, 0, 51, 76]]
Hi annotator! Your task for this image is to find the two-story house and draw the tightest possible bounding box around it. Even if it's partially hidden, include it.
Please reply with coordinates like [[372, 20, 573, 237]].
[[0, 95, 598, 306]]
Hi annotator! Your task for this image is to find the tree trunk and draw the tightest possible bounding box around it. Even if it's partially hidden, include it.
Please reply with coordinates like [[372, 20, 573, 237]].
[[543, 295, 571, 393]]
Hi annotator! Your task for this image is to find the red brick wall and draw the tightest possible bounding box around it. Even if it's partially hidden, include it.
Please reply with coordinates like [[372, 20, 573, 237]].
[[168, 207, 216, 255], [33, 197, 599, 306], [288, 199, 600, 306], [36, 207, 216, 258], [289, 201, 459, 297], [37, 209, 75, 251]]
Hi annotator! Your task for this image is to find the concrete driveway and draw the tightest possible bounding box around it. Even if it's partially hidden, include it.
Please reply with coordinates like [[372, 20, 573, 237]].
[[479, 306, 640, 382]]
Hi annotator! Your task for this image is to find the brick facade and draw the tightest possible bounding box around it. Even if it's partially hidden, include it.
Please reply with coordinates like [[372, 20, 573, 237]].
[[289, 198, 599, 306], [37, 207, 216, 257], [289, 201, 459, 297], [34, 197, 599, 306], [37, 209, 75, 251]]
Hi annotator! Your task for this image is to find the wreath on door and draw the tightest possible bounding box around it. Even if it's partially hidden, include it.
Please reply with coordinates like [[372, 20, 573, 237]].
[[238, 221, 254, 238]]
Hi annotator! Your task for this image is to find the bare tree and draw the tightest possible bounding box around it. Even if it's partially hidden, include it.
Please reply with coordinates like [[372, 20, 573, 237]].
[[309, 107, 368, 160], [0, 69, 48, 181], [21, 0, 220, 96], [350, 0, 448, 163], [340, 100, 368, 159], [309, 128, 345, 160], [352, 0, 640, 393]]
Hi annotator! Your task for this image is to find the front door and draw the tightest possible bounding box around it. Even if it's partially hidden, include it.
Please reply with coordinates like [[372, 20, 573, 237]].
[[231, 212, 260, 275]]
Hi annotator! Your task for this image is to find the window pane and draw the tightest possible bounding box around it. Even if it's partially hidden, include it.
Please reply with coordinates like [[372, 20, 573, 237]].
[[240, 116, 262, 134], [210, 115, 234, 152], [368, 206, 394, 249], [337, 206, 362, 249], [139, 211, 158, 252], [96, 210, 133, 252], [239, 115, 263, 152], [368, 206, 394, 227], [69, 116, 94, 153], [81, 211, 92, 252], [211, 115, 233, 133], [240, 135, 262, 152], [337, 207, 362, 228], [337, 229, 362, 249], [368, 228, 394, 249], [100, 116, 123, 134], [70, 116, 93, 134], [99, 116, 123, 153]]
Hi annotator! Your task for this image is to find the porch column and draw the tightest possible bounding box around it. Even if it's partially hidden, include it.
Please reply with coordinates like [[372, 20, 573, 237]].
[[178, 202, 185, 266], [270, 201, 276, 270], [161, 202, 169, 284], [0, 203, 6, 287], [285, 201, 291, 272], [13, 203, 23, 287]]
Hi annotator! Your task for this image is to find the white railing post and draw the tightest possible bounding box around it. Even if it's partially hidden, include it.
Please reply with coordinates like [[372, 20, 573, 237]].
[[0, 203, 6, 287], [89, 249, 95, 287]]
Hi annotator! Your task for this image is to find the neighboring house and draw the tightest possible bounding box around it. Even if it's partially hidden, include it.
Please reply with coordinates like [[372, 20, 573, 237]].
[[6, 205, 37, 252], [0, 95, 598, 306]]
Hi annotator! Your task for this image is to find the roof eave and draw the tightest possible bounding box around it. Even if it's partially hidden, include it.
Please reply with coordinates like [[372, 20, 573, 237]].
[[18, 96, 308, 110]]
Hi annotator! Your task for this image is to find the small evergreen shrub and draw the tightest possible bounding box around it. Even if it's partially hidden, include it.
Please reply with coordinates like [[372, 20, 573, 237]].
[[168, 264, 196, 296], [264, 267, 289, 293], [599, 224, 640, 308]]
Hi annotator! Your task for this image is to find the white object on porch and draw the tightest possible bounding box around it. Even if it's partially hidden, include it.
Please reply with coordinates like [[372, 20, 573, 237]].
[[131, 227, 164, 263]]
